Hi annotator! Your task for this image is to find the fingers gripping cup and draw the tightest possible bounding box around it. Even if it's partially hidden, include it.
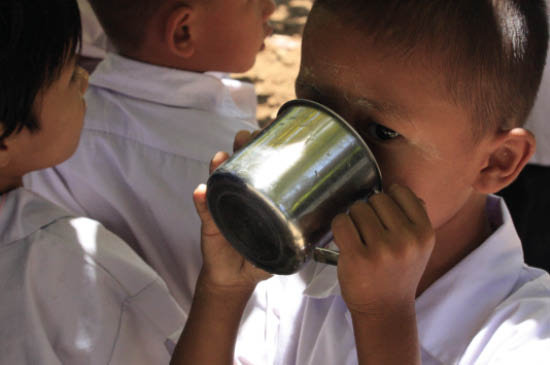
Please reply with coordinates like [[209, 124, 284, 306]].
[[206, 99, 382, 275]]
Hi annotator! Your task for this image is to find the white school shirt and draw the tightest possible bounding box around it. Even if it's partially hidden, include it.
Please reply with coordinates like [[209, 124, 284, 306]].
[[0, 188, 186, 364], [234, 196, 550, 364], [24, 53, 258, 313]]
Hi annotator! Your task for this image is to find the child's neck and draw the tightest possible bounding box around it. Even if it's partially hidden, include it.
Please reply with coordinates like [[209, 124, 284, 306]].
[[417, 192, 491, 296], [0, 174, 22, 195]]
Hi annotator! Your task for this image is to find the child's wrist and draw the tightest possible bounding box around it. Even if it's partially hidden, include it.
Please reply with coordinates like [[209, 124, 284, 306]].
[[196, 271, 256, 301], [348, 298, 416, 323], [349, 300, 421, 365]]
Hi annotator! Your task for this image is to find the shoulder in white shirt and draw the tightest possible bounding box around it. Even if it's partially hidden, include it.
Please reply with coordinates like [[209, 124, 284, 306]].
[[24, 53, 258, 312], [234, 196, 550, 365], [0, 188, 185, 364]]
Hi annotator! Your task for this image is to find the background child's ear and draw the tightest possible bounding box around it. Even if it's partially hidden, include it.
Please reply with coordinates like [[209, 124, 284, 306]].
[[473, 128, 535, 194], [165, 5, 194, 59]]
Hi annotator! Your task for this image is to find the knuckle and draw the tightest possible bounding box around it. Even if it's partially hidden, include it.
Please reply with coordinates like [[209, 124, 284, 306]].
[[393, 246, 410, 261], [331, 213, 348, 229], [368, 192, 386, 205], [393, 226, 416, 244], [350, 201, 368, 215], [235, 129, 251, 140], [390, 240, 419, 263], [369, 247, 386, 261]]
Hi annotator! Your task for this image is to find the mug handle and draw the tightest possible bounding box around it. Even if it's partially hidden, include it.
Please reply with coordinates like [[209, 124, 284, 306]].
[[312, 189, 382, 267], [313, 247, 339, 266]]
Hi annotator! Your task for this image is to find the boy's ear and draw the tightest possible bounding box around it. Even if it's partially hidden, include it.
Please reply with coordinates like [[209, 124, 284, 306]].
[[473, 128, 535, 194], [165, 5, 195, 59]]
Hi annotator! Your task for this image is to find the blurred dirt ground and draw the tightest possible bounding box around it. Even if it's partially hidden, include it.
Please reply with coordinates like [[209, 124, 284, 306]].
[[233, 0, 313, 127]]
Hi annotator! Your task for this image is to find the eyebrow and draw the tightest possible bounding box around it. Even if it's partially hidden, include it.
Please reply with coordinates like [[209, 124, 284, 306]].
[[297, 77, 409, 120], [353, 97, 408, 119]]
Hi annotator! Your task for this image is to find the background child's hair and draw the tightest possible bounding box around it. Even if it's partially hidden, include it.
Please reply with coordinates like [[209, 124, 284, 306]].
[[88, 0, 165, 55], [314, 0, 549, 138], [0, 0, 81, 142]]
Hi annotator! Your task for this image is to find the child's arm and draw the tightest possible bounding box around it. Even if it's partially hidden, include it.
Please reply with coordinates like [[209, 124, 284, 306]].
[[332, 184, 435, 365], [171, 152, 270, 365]]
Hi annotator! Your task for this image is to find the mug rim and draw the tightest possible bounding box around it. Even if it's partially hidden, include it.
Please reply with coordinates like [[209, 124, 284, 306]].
[[278, 99, 383, 191]]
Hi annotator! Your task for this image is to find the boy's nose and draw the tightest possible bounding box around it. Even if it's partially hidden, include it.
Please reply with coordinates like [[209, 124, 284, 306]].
[[263, 0, 276, 20]]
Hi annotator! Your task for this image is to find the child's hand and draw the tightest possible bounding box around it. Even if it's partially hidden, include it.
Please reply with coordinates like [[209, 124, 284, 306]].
[[233, 129, 261, 152], [193, 151, 271, 294], [175, 150, 270, 365], [332, 184, 435, 315]]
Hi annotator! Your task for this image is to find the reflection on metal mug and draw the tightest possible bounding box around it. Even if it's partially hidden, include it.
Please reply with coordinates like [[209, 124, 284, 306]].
[[206, 99, 382, 275]]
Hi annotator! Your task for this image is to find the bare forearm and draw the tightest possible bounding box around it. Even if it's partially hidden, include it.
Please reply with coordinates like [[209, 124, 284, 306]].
[[170, 274, 254, 365], [350, 302, 421, 365]]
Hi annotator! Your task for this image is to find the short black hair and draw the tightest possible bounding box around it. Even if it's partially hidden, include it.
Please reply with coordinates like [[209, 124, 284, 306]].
[[313, 0, 549, 136], [0, 0, 81, 142], [88, 0, 165, 54]]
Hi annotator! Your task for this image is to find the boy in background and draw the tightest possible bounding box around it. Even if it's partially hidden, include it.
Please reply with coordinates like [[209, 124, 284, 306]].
[[0, 1, 184, 363], [172, 0, 550, 364], [24, 0, 276, 312]]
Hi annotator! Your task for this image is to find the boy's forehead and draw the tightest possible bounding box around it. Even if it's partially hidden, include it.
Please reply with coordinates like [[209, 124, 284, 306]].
[[301, 7, 381, 79], [298, 29, 414, 121], [300, 14, 455, 116], [302, 3, 448, 87], [296, 67, 409, 121]]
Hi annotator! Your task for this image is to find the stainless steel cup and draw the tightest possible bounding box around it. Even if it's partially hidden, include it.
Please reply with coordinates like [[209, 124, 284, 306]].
[[206, 99, 382, 275]]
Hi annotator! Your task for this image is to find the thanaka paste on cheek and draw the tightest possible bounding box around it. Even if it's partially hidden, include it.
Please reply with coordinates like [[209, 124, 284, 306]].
[[407, 137, 442, 161]]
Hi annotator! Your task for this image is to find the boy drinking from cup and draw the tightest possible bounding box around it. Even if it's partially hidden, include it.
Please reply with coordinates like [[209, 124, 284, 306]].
[[172, 0, 550, 364]]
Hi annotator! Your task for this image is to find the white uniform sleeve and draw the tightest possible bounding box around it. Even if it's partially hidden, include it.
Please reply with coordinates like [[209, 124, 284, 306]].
[[14, 217, 185, 364]]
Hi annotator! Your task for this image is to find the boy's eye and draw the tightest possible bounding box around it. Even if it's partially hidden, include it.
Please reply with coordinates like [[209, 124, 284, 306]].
[[366, 123, 400, 141]]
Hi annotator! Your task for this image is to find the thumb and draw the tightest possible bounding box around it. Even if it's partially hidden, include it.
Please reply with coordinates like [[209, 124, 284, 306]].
[[192, 184, 209, 221], [193, 184, 220, 236]]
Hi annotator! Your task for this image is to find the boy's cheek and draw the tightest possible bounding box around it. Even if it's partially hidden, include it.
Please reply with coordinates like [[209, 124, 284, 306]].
[[371, 146, 428, 187], [368, 150, 402, 187]]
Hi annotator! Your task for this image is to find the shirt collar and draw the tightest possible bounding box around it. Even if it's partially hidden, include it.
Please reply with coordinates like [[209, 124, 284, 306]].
[[0, 188, 72, 246], [302, 195, 524, 363], [89, 53, 257, 121], [415, 195, 523, 363]]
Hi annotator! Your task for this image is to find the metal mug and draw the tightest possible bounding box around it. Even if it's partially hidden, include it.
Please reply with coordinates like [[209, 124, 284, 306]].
[[206, 99, 382, 275]]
